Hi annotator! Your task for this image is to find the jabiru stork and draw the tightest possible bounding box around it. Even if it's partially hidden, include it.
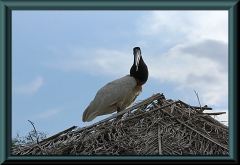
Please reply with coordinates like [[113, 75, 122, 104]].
[[82, 47, 148, 122]]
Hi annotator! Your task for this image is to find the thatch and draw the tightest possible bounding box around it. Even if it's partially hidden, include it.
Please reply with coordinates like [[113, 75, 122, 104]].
[[12, 93, 228, 155]]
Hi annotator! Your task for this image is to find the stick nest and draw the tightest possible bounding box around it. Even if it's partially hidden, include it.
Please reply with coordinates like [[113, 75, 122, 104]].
[[12, 93, 228, 155]]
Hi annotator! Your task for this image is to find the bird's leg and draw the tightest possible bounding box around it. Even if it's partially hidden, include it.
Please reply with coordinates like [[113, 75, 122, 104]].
[[115, 106, 121, 120], [117, 107, 121, 113]]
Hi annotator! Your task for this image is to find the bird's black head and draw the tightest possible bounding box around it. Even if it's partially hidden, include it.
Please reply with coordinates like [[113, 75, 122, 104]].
[[130, 47, 148, 85]]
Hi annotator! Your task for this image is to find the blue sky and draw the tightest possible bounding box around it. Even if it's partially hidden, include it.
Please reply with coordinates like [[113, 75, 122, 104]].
[[12, 10, 228, 138]]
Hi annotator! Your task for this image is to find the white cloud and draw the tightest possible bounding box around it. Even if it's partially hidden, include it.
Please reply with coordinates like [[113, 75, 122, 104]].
[[45, 47, 132, 77], [138, 10, 228, 44], [30, 108, 60, 120], [136, 11, 228, 106], [147, 39, 228, 106], [46, 41, 227, 107], [13, 76, 43, 94]]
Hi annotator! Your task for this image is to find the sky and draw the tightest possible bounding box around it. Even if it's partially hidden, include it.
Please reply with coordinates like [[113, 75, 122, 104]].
[[12, 10, 228, 138]]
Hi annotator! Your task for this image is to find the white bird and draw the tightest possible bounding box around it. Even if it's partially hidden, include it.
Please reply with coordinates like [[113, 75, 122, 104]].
[[82, 47, 148, 122]]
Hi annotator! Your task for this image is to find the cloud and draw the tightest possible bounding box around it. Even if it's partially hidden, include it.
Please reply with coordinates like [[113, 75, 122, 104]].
[[147, 39, 228, 106], [135, 11, 228, 106], [138, 10, 228, 44], [44, 11, 228, 107], [45, 46, 132, 77], [46, 39, 227, 107], [180, 40, 228, 72], [13, 76, 43, 94], [30, 108, 61, 120]]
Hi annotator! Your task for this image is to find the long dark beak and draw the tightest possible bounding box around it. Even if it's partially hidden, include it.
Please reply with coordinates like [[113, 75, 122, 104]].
[[134, 48, 141, 71]]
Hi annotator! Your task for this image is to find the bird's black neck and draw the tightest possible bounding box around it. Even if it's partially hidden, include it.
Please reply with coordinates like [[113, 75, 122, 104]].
[[130, 57, 148, 85]]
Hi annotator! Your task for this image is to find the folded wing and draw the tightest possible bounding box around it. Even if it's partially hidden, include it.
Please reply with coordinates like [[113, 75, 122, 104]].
[[82, 75, 141, 122]]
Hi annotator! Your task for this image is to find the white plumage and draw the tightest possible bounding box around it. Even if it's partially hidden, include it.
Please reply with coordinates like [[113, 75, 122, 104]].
[[82, 75, 142, 122], [82, 47, 148, 122]]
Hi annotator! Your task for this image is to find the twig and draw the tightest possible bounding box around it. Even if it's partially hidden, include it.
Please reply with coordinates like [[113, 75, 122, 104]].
[[194, 90, 203, 112], [158, 124, 162, 155], [159, 107, 228, 150], [28, 120, 39, 143], [28, 120, 45, 154], [39, 126, 77, 144]]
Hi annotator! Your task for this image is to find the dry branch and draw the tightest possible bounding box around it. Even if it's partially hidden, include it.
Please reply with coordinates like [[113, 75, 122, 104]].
[[205, 112, 226, 115], [27, 120, 45, 154], [194, 90, 203, 112]]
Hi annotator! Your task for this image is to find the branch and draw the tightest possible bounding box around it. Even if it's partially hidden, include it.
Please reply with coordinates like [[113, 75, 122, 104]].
[[194, 90, 202, 112], [28, 120, 39, 143], [28, 120, 45, 154]]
